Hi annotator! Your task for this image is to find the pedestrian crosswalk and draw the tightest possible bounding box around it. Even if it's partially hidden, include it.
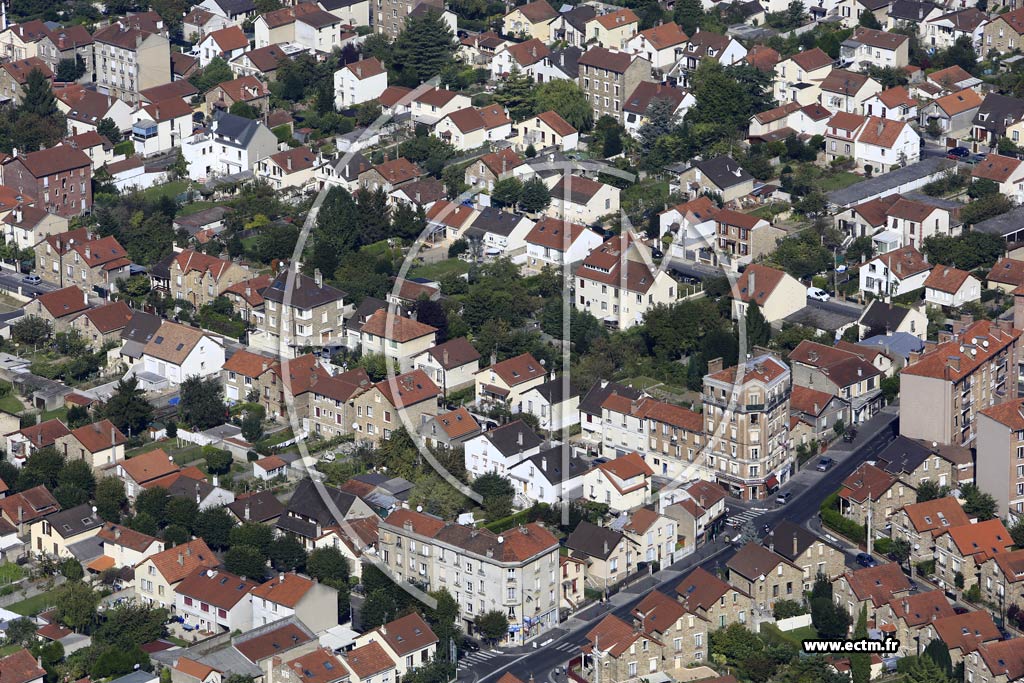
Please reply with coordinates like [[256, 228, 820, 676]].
[[727, 508, 763, 526], [551, 642, 579, 653], [460, 642, 580, 666]]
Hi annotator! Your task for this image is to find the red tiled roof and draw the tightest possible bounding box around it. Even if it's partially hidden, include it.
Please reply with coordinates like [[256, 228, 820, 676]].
[[120, 448, 178, 485], [843, 561, 912, 607], [144, 538, 218, 585], [70, 419, 126, 453], [942, 519, 1012, 562], [249, 572, 313, 607], [32, 285, 88, 319], [208, 25, 248, 51], [902, 320, 1020, 381], [924, 265, 973, 294], [839, 462, 896, 503], [375, 369, 440, 408]]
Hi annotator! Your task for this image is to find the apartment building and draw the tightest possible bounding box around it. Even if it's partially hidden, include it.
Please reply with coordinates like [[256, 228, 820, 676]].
[[351, 369, 440, 444], [577, 47, 652, 123], [376, 0, 444, 39], [838, 461, 913, 526], [976, 398, 1024, 521], [789, 340, 883, 424], [151, 248, 249, 309], [573, 235, 676, 330], [702, 354, 792, 501], [307, 368, 373, 440], [933, 518, 1012, 592], [378, 508, 560, 646], [93, 18, 171, 105], [726, 543, 804, 611], [249, 270, 347, 358], [713, 209, 784, 268], [900, 319, 1020, 446], [579, 612, 680, 683], [627, 591, 707, 669], [675, 566, 753, 630], [2, 147, 92, 218]]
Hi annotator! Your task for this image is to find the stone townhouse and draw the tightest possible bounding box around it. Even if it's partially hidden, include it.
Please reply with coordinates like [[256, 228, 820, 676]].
[[577, 47, 652, 123], [838, 462, 914, 526], [69, 300, 133, 349], [21, 285, 89, 333], [412, 337, 481, 397], [307, 368, 372, 440], [789, 340, 884, 425], [351, 369, 440, 444], [251, 271, 347, 358], [966, 638, 1024, 683], [357, 309, 437, 373], [833, 562, 913, 622], [475, 352, 547, 411], [152, 248, 250, 309], [566, 520, 638, 591], [979, 548, 1024, 609], [580, 612, 676, 682], [934, 519, 1013, 593], [630, 590, 709, 668], [876, 435, 958, 491], [889, 496, 970, 566], [53, 419, 127, 472], [134, 538, 219, 610], [675, 566, 754, 630], [616, 507, 677, 567], [726, 543, 805, 611], [222, 274, 272, 323], [874, 589, 956, 657], [764, 520, 846, 591], [58, 235, 131, 299], [0, 57, 52, 106], [221, 348, 275, 404], [924, 611, 1001, 666], [378, 508, 560, 646]]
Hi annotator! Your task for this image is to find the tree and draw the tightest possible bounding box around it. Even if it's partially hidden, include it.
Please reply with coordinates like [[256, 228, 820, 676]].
[[851, 605, 870, 683], [269, 534, 307, 572], [103, 376, 153, 437], [922, 231, 1005, 270], [205, 448, 232, 475], [474, 610, 509, 644], [310, 186, 360, 276], [163, 524, 190, 546], [427, 588, 460, 661], [1011, 517, 1024, 548], [189, 57, 233, 92], [744, 302, 770, 350], [673, 0, 704, 33], [940, 35, 977, 74], [194, 507, 235, 550], [961, 483, 998, 520], [493, 70, 536, 121], [95, 476, 127, 522], [960, 193, 1012, 225], [61, 557, 84, 580], [11, 315, 51, 345], [519, 176, 551, 213], [22, 68, 57, 118], [390, 9, 457, 87], [94, 602, 168, 648], [53, 484, 89, 509], [773, 599, 806, 619], [858, 9, 882, 28], [4, 617, 38, 646], [533, 79, 593, 131], [56, 55, 86, 82], [471, 473, 515, 519], [915, 479, 948, 502], [241, 412, 264, 443], [414, 298, 449, 343], [166, 497, 200, 533], [899, 655, 952, 683], [179, 376, 226, 430], [20, 447, 64, 491], [360, 588, 398, 629], [924, 638, 954, 677], [55, 581, 100, 632], [601, 121, 623, 157], [491, 177, 523, 208], [58, 459, 96, 499], [307, 546, 350, 583], [811, 595, 851, 638], [136, 487, 170, 527], [638, 97, 680, 162], [890, 538, 912, 570], [225, 545, 268, 580], [96, 117, 122, 144]]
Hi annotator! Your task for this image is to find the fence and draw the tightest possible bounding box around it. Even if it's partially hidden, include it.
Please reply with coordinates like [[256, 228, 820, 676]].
[[776, 613, 813, 632]]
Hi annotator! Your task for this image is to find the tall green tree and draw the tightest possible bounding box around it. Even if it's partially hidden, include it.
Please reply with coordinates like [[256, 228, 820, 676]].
[[103, 376, 153, 436], [178, 376, 225, 430], [491, 177, 523, 208], [22, 68, 57, 118], [474, 610, 509, 644], [744, 302, 771, 350], [533, 79, 593, 131], [95, 476, 127, 522], [519, 176, 551, 213], [638, 97, 679, 158], [390, 9, 457, 87], [55, 581, 100, 633], [310, 187, 360, 276], [268, 534, 307, 572], [97, 117, 122, 144], [924, 638, 954, 677], [194, 507, 235, 550], [493, 70, 536, 120], [673, 0, 704, 33], [850, 605, 870, 683], [225, 545, 268, 580]]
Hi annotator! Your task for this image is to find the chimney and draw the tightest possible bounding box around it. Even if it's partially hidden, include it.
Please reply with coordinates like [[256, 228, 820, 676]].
[[517, 431, 523, 446], [949, 355, 961, 373], [541, 457, 547, 471], [443, 348, 449, 366], [177, 551, 184, 566], [245, 287, 251, 297], [196, 482, 201, 504], [707, 357, 723, 375], [111, 426, 116, 447], [14, 207, 21, 223], [793, 534, 798, 557], [748, 270, 755, 293], [280, 573, 285, 583], [84, 245, 90, 259], [314, 268, 323, 287], [603, 539, 609, 555], [357, 66, 362, 78], [287, 156, 292, 171], [114, 526, 121, 539], [244, 502, 250, 520]]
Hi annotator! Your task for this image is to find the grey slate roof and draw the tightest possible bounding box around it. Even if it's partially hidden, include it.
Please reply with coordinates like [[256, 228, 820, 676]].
[[579, 380, 643, 417], [213, 113, 263, 148], [211, 0, 256, 14], [875, 435, 933, 477], [972, 204, 1024, 238], [547, 46, 582, 78], [227, 491, 285, 522], [466, 207, 526, 238], [691, 156, 753, 190], [973, 94, 1024, 135], [826, 157, 957, 207], [524, 376, 576, 405], [859, 300, 914, 336], [560, 5, 595, 30], [764, 519, 835, 561], [480, 420, 543, 457], [887, 0, 936, 20], [41, 504, 103, 539], [858, 332, 926, 360], [566, 520, 625, 560], [277, 478, 361, 538], [263, 271, 347, 310], [518, 444, 588, 484]]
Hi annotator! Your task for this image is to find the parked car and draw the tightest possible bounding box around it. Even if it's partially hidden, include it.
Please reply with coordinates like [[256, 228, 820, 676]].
[[321, 453, 335, 463], [843, 428, 858, 443], [807, 287, 831, 302], [856, 552, 878, 568], [22, 274, 40, 284], [953, 606, 969, 615], [966, 153, 987, 165], [776, 491, 793, 505], [460, 637, 480, 654], [816, 457, 835, 472], [946, 146, 970, 159]]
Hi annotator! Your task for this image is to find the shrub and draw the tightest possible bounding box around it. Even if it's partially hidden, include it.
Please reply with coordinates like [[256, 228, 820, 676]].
[[873, 537, 893, 555], [916, 559, 936, 576], [819, 492, 867, 543]]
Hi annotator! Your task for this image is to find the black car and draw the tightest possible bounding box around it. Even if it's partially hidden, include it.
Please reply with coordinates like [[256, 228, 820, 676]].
[[856, 552, 878, 568], [460, 637, 480, 653], [843, 428, 858, 443], [946, 146, 970, 159]]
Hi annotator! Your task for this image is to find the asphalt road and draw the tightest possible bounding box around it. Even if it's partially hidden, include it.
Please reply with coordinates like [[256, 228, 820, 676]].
[[457, 412, 900, 683], [0, 270, 58, 298]]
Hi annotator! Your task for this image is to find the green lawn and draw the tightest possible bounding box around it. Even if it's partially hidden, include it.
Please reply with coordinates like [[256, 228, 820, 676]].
[[760, 622, 818, 647], [8, 588, 61, 616], [818, 172, 862, 191], [0, 383, 23, 415], [410, 258, 470, 281], [0, 562, 24, 584], [178, 201, 224, 217], [257, 428, 294, 450], [141, 180, 190, 201], [0, 643, 23, 656], [40, 406, 68, 423]]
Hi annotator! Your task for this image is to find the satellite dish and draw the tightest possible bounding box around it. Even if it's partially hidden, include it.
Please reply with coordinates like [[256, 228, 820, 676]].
[[497, 536, 504, 543], [416, 505, 423, 512]]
